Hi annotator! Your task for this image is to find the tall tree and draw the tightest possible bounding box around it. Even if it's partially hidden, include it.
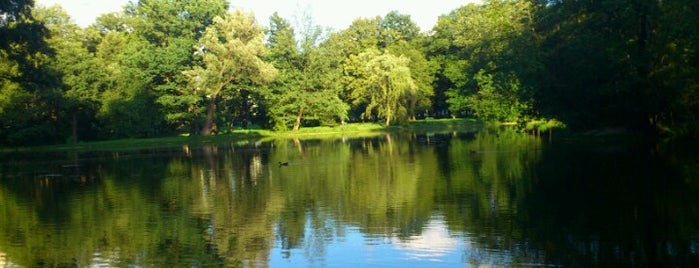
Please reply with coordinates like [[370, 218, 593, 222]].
[[382, 12, 434, 119], [0, 0, 63, 145], [34, 5, 105, 142], [428, 0, 537, 122], [386, 40, 434, 120], [97, 34, 164, 138], [124, 0, 228, 135], [346, 49, 417, 126], [265, 13, 348, 131], [184, 10, 277, 136], [531, 0, 699, 135], [328, 11, 433, 121]]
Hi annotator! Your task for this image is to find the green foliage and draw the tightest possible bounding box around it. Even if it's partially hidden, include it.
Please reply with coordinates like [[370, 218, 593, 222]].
[[98, 87, 161, 138], [386, 40, 435, 119], [265, 13, 348, 131], [524, 118, 566, 138], [327, 12, 433, 121], [429, 0, 537, 122], [125, 0, 228, 43], [2, 0, 698, 145], [122, 0, 228, 136], [532, 0, 699, 135], [0, 3, 64, 145], [183, 10, 277, 135], [380, 11, 421, 46], [461, 69, 527, 122], [346, 49, 417, 126], [34, 5, 106, 142]]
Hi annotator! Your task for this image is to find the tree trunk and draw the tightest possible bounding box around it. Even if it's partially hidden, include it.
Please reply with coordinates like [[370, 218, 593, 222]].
[[292, 107, 304, 131], [200, 99, 217, 136], [384, 106, 392, 127]]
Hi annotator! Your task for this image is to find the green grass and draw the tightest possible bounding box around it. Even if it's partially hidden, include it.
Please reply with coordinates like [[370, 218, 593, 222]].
[[3, 119, 483, 152], [392, 118, 484, 133], [270, 122, 384, 135]]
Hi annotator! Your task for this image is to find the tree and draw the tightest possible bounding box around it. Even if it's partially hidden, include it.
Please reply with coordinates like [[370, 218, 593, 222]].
[[0, 0, 63, 145], [428, 0, 537, 122], [265, 13, 348, 131], [96, 34, 165, 138], [533, 0, 699, 135], [379, 10, 421, 47], [327, 11, 433, 122], [34, 4, 105, 142], [386, 40, 434, 120], [346, 49, 417, 126], [463, 69, 526, 121], [123, 0, 228, 135], [184, 10, 277, 136], [380, 12, 434, 120]]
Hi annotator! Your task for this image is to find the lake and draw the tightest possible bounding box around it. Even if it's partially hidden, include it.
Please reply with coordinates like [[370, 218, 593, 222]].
[[1, 127, 698, 267]]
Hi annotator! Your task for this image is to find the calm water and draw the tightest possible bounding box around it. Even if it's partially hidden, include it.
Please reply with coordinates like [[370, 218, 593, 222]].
[[1, 128, 698, 267]]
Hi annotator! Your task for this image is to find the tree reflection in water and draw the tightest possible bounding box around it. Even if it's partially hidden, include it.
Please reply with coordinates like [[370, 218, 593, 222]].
[[0, 128, 697, 267]]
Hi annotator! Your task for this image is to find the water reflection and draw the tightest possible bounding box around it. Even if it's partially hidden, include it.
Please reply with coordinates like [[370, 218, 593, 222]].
[[392, 216, 459, 262], [0, 128, 698, 267]]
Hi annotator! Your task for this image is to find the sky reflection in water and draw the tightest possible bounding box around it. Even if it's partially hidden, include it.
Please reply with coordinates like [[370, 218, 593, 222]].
[[269, 216, 467, 268]]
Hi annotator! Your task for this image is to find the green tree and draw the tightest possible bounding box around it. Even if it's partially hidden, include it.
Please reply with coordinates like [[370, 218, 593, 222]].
[[327, 12, 433, 122], [122, 0, 228, 135], [346, 49, 417, 126], [34, 5, 106, 142], [428, 0, 537, 122], [0, 0, 63, 145], [379, 10, 421, 47], [533, 0, 699, 135], [97, 35, 165, 138], [265, 13, 348, 131], [380, 12, 434, 119], [386, 40, 434, 119], [464, 69, 526, 121], [184, 10, 277, 136]]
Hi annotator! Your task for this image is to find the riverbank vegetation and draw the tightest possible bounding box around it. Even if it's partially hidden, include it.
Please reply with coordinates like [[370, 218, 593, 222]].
[[1, 0, 697, 146], [7, 119, 481, 152]]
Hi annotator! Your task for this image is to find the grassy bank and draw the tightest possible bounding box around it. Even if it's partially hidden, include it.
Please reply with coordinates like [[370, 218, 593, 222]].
[[390, 118, 483, 133], [2, 119, 481, 152]]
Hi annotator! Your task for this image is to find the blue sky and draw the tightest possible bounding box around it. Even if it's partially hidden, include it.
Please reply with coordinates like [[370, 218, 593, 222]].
[[35, 0, 480, 31]]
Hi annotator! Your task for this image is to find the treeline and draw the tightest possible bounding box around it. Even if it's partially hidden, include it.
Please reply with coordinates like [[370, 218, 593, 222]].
[[1, 0, 697, 145]]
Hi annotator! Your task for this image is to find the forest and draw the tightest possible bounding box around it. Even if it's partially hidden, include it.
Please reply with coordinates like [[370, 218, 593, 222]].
[[1, 0, 697, 146]]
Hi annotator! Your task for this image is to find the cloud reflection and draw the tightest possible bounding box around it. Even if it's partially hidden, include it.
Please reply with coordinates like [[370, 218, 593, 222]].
[[392, 217, 460, 262]]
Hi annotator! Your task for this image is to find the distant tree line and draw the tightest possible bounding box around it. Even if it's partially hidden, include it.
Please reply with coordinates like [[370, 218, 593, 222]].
[[1, 0, 697, 145]]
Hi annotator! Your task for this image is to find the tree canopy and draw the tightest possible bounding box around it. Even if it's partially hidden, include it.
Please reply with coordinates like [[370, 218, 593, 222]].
[[184, 10, 277, 135], [1, 0, 698, 145]]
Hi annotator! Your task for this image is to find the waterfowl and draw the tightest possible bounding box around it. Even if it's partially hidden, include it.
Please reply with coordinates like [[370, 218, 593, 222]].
[[278, 161, 289, 166]]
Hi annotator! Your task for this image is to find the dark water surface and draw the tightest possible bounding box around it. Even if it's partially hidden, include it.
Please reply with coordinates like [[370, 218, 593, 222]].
[[1, 128, 698, 267]]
